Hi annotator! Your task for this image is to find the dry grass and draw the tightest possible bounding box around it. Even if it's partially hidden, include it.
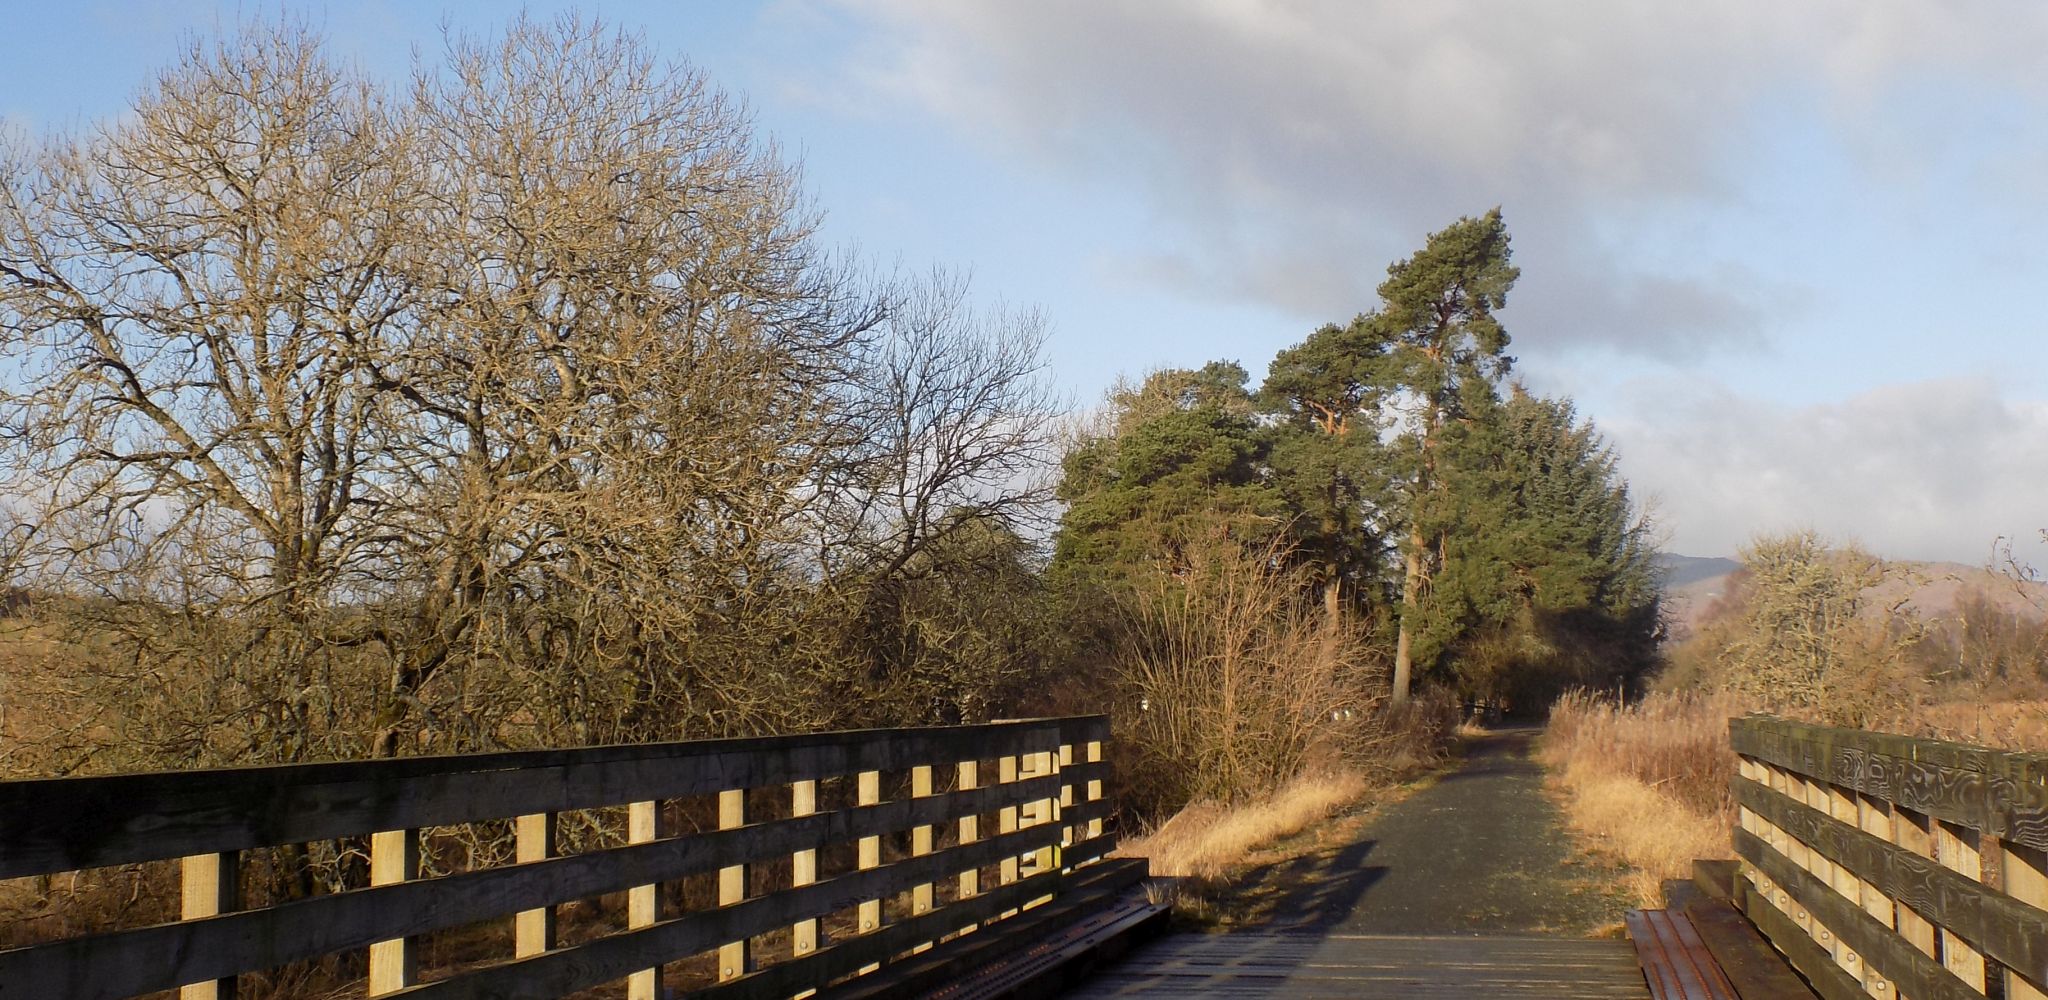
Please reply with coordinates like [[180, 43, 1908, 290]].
[[1879, 699, 2048, 751], [1122, 769, 1373, 881], [1541, 691, 1742, 906]]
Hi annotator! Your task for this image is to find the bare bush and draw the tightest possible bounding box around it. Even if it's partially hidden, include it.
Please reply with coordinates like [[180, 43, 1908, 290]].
[[1109, 531, 1390, 814]]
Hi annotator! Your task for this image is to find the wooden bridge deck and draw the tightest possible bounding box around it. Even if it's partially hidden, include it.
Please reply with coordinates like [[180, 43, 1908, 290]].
[[1063, 932, 1651, 999]]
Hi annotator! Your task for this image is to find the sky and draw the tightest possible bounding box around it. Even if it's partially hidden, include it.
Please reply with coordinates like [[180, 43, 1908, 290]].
[[3, 1, 2045, 565]]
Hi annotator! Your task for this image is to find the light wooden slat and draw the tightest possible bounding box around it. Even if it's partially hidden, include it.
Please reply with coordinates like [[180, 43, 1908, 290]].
[[718, 788, 750, 984], [792, 778, 820, 964], [0, 720, 1072, 878], [178, 851, 238, 1000], [909, 765, 935, 937], [0, 775, 1065, 999], [393, 825, 1063, 1000], [628, 800, 668, 1000], [2005, 840, 2048, 1000], [957, 758, 981, 937], [513, 812, 556, 958], [1934, 819, 1987, 992], [367, 828, 419, 996]]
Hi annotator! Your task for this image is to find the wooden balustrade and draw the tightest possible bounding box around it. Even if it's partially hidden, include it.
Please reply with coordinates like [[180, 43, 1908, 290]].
[[0, 715, 1115, 999], [1730, 715, 2048, 1000]]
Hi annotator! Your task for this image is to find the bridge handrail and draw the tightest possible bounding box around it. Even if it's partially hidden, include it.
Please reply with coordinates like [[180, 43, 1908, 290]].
[[0, 714, 1115, 999], [1729, 714, 2048, 1000]]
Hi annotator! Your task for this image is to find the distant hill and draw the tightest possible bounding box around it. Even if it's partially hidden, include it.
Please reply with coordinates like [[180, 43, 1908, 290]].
[[1655, 551, 2048, 642], [1655, 554, 1741, 588]]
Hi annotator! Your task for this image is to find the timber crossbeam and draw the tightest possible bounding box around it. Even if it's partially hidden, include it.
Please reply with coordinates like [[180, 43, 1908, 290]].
[[1730, 715, 2048, 1000], [0, 715, 1117, 1000]]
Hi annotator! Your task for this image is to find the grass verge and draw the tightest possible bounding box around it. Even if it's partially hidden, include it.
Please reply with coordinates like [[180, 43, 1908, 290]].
[[1540, 691, 1738, 907]]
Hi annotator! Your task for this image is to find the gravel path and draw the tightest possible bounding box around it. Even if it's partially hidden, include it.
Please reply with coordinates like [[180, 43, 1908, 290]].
[[1247, 727, 1634, 936]]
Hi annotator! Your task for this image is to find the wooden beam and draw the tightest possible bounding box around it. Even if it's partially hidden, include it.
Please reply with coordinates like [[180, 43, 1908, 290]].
[[627, 800, 669, 1000], [178, 851, 237, 1000], [513, 812, 556, 958], [0, 775, 1066, 999], [392, 826, 1062, 1000], [367, 828, 419, 996], [0, 721, 1067, 879]]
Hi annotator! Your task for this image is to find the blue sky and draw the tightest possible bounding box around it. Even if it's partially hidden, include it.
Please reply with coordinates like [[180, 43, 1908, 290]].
[[5, 1, 2045, 565]]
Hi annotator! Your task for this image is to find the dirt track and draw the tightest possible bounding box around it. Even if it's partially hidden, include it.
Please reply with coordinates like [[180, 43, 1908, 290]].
[[1237, 727, 1634, 935]]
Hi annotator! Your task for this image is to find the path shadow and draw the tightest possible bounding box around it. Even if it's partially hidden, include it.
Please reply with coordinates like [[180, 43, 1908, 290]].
[[1226, 836, 1388, 931]]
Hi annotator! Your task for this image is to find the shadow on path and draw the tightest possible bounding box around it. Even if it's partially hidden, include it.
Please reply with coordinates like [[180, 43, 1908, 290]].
[[1238, 726, 1632, 935]]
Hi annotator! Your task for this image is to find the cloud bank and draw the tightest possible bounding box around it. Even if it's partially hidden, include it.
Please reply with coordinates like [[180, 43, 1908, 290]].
[[1605, 377, 2048, 562], [821, 1, 2048, 357]]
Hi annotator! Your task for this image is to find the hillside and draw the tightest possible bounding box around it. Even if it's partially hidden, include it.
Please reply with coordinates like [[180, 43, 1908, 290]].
[[1657, 552, 2048, 640]]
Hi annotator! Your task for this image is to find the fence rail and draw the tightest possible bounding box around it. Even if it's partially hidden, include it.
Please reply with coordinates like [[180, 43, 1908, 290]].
[[1730, 715, 2048, 1000], [0, 715, 1115, 999]]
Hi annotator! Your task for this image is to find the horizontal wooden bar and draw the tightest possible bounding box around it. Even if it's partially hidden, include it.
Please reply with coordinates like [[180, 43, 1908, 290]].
[[690, 863, 1060, 1000], [1738, 775, 2048, 985], [396, 825, 1063, 1000], [1732, 715, 2048, 851], [1735, 826, 1979, 1000], [0, 720, 1065, 879], [1736, 877, 1869, 1000], [1056, 716, 1112, 744], [0, 775, 1061, 999]]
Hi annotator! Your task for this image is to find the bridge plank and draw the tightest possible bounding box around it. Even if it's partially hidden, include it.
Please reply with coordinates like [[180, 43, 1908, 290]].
[[0, 775, 1060, 999], [0, 720, 1076, 878]]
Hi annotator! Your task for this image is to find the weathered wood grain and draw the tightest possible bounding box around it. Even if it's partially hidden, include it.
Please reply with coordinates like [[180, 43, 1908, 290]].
[[1735, 776, 2048, 985], [0, 773, 1063, 997], [1735, 827, 1979, 1000], [0, 720, 1070, 878], [392, 825, 1063, 1000], [1731, 716, 2048, 852]]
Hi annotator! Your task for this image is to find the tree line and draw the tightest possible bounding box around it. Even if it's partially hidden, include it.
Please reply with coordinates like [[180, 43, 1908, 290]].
[[0, 17, 1662, 816]]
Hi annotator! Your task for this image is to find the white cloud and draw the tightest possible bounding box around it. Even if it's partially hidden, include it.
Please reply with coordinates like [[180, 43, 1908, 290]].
[[1602, 376, 2048, 563], [811, 1, 2048, 354]]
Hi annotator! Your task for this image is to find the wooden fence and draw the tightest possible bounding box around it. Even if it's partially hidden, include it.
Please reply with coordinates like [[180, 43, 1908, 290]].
[[1730, 715, 2048, 1000], [0, 715, 1116, 999]]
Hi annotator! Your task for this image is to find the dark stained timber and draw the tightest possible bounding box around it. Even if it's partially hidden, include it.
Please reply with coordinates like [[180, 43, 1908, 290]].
[[1731, 715, 2048, 851], [1735, 776, 2048, 985], [1735, 827, 1980, 1000]]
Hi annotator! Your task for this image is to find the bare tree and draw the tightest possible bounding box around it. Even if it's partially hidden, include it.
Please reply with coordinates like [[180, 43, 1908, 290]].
[[0, 25, 420, 765]]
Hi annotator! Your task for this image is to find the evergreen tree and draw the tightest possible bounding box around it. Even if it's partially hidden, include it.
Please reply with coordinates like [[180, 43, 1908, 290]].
[[1052, 362, 1283, 585], [1372, 210, 1520, 705]]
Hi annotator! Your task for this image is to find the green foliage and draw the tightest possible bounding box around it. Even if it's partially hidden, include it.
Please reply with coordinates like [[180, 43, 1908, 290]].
[[1052, 363, 1285, 585], [1421, 389, 1662, 703]]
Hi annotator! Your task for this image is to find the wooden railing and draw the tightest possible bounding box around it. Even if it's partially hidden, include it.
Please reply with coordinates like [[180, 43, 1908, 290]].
[[1730, 715, 2048, 1000], [0, 716, 1116, 999]]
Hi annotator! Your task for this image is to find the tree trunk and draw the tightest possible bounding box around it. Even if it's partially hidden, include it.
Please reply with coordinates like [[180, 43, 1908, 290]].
[[1391, 534, 1423, 708], [1320, 564, 1342, 670]]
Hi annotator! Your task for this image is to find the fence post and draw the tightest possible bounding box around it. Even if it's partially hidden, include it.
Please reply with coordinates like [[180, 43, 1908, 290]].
[[515, 812, 557, 958], [627, 801, 670, 1000], [718, 788, 751, 982], [957, 759, 980, 937], [179, 851, 239, 1000], [367, 829, 419, 995], [910, 764, 935, 954], [792, 779, 819, 962]]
